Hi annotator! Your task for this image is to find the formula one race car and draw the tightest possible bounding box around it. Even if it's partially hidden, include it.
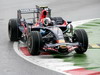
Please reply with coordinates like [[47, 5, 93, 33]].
[[8, 5, 88, 55]]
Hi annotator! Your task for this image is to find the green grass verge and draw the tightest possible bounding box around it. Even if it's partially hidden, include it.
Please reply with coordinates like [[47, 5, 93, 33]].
[[52, 19, 100, 71]]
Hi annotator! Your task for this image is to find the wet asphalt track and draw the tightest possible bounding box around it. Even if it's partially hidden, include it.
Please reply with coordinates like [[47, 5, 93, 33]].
[[0, 0, 100, 75]]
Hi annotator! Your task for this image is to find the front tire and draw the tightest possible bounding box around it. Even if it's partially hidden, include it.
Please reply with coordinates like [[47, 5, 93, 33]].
[[73, 29, 88, 54], [27, 31, 43, 55]]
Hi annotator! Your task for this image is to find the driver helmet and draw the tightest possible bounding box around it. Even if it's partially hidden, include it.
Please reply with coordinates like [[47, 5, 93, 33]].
[[44, 17, 52, 26]]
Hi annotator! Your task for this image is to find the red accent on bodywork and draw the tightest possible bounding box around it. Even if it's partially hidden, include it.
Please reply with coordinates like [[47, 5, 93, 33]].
[[62, 21, 68, 26], [35, 23, 39, 26], [24, 28, 27, 33], [43, 48, 58, 52], [47, 48, 58, 51], [67, 46, 78, 52], [40, 10, 48, 20], [21, 22, 25, 26], [21, 22, 28, 33], [40, 10, 48, 24], [64, 68, 100, 75]]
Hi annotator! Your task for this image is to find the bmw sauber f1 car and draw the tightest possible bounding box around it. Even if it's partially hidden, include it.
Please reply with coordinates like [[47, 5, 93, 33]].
[[8, 5, 88, 55]]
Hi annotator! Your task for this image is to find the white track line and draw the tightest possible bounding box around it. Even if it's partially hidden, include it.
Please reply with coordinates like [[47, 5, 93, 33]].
[[72, 18, 99, 27], [14, 42, 71, 75], [13, 19, 98, 75]]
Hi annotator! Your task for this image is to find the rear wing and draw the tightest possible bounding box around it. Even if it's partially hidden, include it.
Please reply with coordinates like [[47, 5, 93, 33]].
[[17, 5, 49, 14], [17, 8, 38, 14], [17, 5, 51, 21], [17, 8, 38, 20]]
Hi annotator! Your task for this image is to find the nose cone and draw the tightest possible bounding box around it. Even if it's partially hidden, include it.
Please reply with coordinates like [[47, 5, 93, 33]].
[[59, 45, 66, 49]]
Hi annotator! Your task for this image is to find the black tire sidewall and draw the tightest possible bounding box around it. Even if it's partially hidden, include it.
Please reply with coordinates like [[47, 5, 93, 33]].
[[27, 31, 43, 55], [8, 18, 21, 41], [73, 29, 88, 54]]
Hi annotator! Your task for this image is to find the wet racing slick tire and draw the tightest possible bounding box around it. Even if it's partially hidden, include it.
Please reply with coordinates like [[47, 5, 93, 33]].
[[8, 18, 22, 41], [27, 31, 43, 55], [73, 29, 88, 54]]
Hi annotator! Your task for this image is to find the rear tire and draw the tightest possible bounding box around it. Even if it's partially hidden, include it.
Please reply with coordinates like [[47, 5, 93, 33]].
[[8, 19, 22, 41], [73, 29, 88, 54], [27, 31, 43, 55]]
